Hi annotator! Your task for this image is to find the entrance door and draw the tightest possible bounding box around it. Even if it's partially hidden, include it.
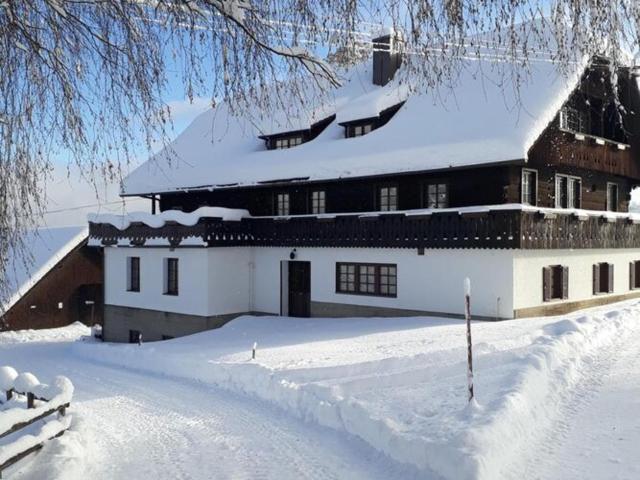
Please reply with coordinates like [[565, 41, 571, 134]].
[[288, 261, 311, 317]]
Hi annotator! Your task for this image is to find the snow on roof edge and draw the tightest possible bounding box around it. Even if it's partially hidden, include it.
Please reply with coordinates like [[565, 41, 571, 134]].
[[3, 227, 88, 314]]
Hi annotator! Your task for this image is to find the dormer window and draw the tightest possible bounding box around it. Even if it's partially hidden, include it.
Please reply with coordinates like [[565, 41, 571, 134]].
[[350, 123, 373, 138], [260, 115, 336, 151], [274, 136, 303, 149], [340, 102, 405, 139], [559, 106, 588, 134]]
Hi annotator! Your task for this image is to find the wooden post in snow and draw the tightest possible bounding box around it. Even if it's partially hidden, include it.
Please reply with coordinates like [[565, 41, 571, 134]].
[[464, 278, 474, 402], [252, 342, 257, 360]]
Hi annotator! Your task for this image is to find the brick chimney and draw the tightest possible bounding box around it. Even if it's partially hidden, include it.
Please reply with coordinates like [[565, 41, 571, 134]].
[[372, 31, 402, 86]]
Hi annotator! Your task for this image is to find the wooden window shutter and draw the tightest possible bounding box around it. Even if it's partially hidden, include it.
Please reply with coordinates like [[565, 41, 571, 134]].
[[630, 262, 636, 290], [543, 267, 552, 302], [608, 264, 614, 293], [593, 263, 600, 295], [562, 266, 569, 299]]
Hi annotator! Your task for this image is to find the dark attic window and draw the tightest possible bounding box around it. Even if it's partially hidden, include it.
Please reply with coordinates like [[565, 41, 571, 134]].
[[261, 115, 336, 151], [342, 101, 405, 139], [274, 136, 303, 149]]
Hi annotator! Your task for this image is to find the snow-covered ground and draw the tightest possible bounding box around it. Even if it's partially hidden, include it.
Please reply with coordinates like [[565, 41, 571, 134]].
[[2, 302, 640, 479]]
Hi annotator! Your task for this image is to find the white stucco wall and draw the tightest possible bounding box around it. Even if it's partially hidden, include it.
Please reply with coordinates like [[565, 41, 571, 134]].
[[105, 247, 211, 316], [513, 249, 640, 310], [105, 247, 253, 316], [252, 247, 514, 318], [105, 246, 515, 319]]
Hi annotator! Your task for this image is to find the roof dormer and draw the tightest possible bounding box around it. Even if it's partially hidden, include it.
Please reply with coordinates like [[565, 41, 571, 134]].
[[259, 114, 335, 150], [339, 101, 405, 138]]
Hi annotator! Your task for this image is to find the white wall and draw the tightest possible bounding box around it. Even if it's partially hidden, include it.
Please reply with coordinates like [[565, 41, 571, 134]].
[[252, 247, 515, 318], [105, 247, 211, 316], [513, 249, 640, 310], [207, 248, 251, 315], [105, 246, 515, 319]]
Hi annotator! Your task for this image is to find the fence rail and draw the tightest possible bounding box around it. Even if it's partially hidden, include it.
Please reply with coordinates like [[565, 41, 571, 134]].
[[0, 368, 73, 478], [89, 208, 640, 250]]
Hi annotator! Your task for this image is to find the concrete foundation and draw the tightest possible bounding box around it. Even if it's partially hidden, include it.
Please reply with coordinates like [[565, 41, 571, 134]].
[[103, 304, 264, 343]]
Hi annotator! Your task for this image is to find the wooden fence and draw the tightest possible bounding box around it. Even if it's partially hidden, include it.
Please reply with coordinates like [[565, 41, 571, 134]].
[[0, 368, 73, 478]]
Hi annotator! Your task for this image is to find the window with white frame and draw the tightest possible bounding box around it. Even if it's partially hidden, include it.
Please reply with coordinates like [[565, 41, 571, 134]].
[[425, 183, 448, 208], [555, 174, 581, 209], [559, 106, 588, 133], [606, 182, 619, 212], [521, 169, 538, 206], [275, 193, 290, 216], [378, 185, 398, 211], [311, 190, 326, 214]]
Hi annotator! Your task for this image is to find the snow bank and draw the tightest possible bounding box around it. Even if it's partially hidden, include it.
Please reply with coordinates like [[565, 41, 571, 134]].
[[69, 302, 640, 479], [0, 322, 90, 345], [88, 206, 250, 230]]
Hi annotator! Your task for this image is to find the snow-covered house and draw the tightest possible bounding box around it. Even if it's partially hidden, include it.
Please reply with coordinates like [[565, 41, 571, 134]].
[[88, 33, 640, 342], [2, 227, 104, 331]]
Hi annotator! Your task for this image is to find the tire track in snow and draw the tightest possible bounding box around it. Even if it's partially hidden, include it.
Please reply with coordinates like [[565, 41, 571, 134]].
[[4, 343, 424, 480], [505, 307, 640, 480]]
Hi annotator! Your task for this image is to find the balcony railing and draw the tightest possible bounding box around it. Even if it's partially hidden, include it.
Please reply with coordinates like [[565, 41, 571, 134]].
[[88, 206, 640, 250]]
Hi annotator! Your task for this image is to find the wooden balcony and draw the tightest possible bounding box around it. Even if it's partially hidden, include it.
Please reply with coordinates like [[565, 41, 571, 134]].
[[89, 207, 640, 250]]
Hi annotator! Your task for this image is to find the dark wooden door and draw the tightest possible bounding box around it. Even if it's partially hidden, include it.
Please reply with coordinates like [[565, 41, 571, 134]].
[[288, 261, 311, 317]]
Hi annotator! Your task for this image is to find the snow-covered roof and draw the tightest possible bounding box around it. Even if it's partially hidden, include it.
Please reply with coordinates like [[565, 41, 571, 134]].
[[3, 227, 87, 313], [123, 52, 588, 196]]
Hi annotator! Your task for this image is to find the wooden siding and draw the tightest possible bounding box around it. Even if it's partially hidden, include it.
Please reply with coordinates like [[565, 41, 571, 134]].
[[153, 65, 640, 217], [1, 243, 104, 331], [159, 165, 515, 216]]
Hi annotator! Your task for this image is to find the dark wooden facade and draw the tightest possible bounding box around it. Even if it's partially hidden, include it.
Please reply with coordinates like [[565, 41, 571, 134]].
[[150, 62, 640, 222], [1, 242, 104, 331]]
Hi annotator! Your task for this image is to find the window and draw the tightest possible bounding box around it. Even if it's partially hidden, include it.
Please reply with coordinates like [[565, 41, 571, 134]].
[[425, 183, 449, 209], [127, 256, 140, 292], [337, 263, 356, 293], [593, 263, 614, 295], [606, 183, 619, 212], [555, 174, 581, 209], [630, 261, 640, 290], [378, 185, 398, 211], [275, 193, 290, 216], [274, 136, 303, 149], [164, 258, 179, 296], [336, 263, 397, 297], [351, 123, 373, 137], [311, 190, 326, 214], [542, 265, 568, 302], [521, 169, 538, 206], [559, 106, 587, 133]]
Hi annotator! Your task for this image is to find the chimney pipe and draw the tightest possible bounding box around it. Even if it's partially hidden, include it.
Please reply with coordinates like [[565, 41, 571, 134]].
[[372, 31, 402, 86]]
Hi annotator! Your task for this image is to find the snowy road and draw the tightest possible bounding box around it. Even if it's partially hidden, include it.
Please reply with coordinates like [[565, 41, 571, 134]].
[[515, 311, 640, 480], [1, 341, 420, 480]]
